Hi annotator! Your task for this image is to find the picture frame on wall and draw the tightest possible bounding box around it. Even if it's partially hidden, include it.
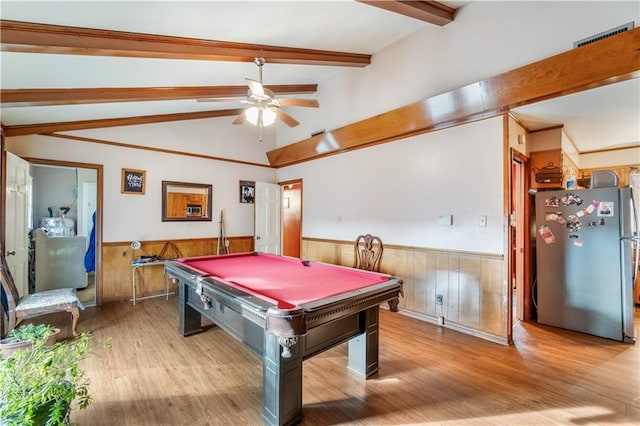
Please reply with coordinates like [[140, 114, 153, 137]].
[[239, 180, 255, 204], [121, 168, 146, 195]]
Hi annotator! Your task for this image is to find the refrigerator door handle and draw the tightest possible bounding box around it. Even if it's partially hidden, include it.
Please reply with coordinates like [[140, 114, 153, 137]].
[[634, 237, 640, 287], [626, 187, 639, 287], [621, 236, 640, 286]]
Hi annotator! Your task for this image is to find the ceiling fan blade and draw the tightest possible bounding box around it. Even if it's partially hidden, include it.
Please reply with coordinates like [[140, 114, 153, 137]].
[[246, 78, 265, 97], [274, 109, 300, 127], [277, 98, 319, 108], [232, 113, 245, 125]]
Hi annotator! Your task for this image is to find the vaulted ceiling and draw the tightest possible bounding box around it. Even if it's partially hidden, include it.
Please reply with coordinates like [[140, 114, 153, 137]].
[[0, 1, 453, 133], [1, 1, 638, 155]]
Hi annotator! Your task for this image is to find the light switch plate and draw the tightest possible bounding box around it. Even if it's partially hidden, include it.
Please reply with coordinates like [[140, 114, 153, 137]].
[[437, 215, 452, 226], [479, 215, 487, 227]]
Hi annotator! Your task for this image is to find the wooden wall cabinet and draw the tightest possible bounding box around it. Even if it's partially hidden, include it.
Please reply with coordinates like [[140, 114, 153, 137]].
[[579, 165, 638, 187], [165, 193, 207, 218]]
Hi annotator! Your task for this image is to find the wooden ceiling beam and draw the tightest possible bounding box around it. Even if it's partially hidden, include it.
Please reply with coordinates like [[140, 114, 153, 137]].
[[0, 20, 370, 67], [2, 108, 244, 137], [357, 1, 455, 26], [0, 85, 318, 107], [267, 27, 640, 167]]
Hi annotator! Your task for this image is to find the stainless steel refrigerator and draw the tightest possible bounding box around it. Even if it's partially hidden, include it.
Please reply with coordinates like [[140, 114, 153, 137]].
[[535, 185, 638, 343]]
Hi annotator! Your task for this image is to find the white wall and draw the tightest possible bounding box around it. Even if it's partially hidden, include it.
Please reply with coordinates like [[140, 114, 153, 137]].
[[561, 130, 580, 169], [278, 116, 504, 254], [7, 127, 277, 243], [31, 165, 77, 226], [63, 116, 276, 165]]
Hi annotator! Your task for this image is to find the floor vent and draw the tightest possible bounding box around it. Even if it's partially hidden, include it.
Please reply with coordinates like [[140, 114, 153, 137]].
[[573, 22, 634, 48]]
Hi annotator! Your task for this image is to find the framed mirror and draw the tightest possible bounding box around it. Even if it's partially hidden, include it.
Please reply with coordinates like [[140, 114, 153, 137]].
[[162, 181, 213, 222]]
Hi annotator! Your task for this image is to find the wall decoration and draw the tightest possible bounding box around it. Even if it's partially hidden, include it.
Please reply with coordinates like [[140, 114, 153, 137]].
[[161, 181, 212, 222], [240, 180, 255, 204], [121, 168, 146, 194]]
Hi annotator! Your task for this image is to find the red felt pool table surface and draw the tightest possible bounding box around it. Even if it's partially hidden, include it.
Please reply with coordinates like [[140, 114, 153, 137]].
[[177, 252, 390, 309]]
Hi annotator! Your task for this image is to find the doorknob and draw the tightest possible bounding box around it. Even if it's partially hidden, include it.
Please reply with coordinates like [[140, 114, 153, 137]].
[[7, 250, 16, 256], [256, 236, 261, 240]]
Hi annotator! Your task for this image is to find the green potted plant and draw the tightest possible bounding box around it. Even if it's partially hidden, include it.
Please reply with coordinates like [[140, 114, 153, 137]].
[[0, 333, 92, 426], [0, 324, 60, 359]]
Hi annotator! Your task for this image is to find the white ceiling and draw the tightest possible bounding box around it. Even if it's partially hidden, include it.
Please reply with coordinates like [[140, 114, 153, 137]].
[[511, 79, 640, 152], [1, 1, 638, 153]]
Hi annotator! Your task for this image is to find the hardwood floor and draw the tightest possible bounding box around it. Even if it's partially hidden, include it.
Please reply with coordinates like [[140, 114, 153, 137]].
[[57, 297, 639, 425]]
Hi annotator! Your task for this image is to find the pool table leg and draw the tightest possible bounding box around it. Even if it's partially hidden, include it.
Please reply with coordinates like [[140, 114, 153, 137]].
[[178, 282, 203, 336], [347, 306, 380, 378], [262, 333, 303, 426]]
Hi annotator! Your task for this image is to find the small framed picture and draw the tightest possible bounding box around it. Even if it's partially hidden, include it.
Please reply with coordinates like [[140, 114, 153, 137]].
[[239, 180, 255, 204], [122, 168, 146, 195]]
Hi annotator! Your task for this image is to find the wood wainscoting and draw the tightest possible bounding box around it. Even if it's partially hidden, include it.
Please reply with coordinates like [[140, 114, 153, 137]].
[[303, 237, 508, 344], [101, 236, 254, 303]]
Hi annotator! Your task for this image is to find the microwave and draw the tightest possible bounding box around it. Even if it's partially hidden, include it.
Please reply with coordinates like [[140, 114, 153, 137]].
[[186, 204, 203, 216]]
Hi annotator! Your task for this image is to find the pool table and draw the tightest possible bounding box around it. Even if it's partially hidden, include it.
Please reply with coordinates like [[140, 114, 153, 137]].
[[164, 252, 403, 426]]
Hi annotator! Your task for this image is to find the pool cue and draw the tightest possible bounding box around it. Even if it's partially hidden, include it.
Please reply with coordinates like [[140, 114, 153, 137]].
[[217, 210, 229, 254]]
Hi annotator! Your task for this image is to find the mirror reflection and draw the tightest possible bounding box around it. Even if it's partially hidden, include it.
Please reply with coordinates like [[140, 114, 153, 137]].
[[162, 181, 212, 221]]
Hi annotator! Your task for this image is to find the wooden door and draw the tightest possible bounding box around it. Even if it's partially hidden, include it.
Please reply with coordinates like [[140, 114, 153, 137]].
[[281, 180, 302, 258]]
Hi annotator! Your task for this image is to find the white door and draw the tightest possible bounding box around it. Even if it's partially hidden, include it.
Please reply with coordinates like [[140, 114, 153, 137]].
[[254, 182, 281, 254], [5, 152, 30, 297]]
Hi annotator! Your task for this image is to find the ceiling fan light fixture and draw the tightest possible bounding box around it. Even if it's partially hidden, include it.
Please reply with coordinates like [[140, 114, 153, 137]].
[[245, 106, 276, 127]]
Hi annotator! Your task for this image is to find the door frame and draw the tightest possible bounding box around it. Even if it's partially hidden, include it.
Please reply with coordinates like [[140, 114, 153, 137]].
[[23, 157, 104, 306], [510, 149, 532, 325], [1, 133, 6, 336]]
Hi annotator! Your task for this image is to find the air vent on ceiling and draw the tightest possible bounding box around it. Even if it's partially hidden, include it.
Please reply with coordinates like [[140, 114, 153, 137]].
[[573, 21, 634, 48]]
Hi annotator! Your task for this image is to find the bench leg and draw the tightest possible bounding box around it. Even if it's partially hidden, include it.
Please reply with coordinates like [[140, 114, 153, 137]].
[[69, 307, 80, 336]]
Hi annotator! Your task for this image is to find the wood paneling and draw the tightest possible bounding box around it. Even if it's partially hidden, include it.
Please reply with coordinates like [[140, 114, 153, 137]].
[[100, 236, 253, 302], [302, 237, 507, 344], [267, 27, 640, 167], [580, 165, 639, 187], [0, 20, 370, 67], [101, 244, 132, 301], [481, 256, 505, 335], [459, 256, 481, 329]]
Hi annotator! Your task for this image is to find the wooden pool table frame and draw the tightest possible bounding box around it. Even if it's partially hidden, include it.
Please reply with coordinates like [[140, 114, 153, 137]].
[[165, 255, 403, 426]]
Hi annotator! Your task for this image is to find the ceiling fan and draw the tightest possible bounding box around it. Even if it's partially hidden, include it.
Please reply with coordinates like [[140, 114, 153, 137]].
[[198, 57, 319, 139]]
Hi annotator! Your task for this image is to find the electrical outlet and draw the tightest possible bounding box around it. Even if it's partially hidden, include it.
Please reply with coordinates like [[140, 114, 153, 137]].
[[436, 294, 443, 305]]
